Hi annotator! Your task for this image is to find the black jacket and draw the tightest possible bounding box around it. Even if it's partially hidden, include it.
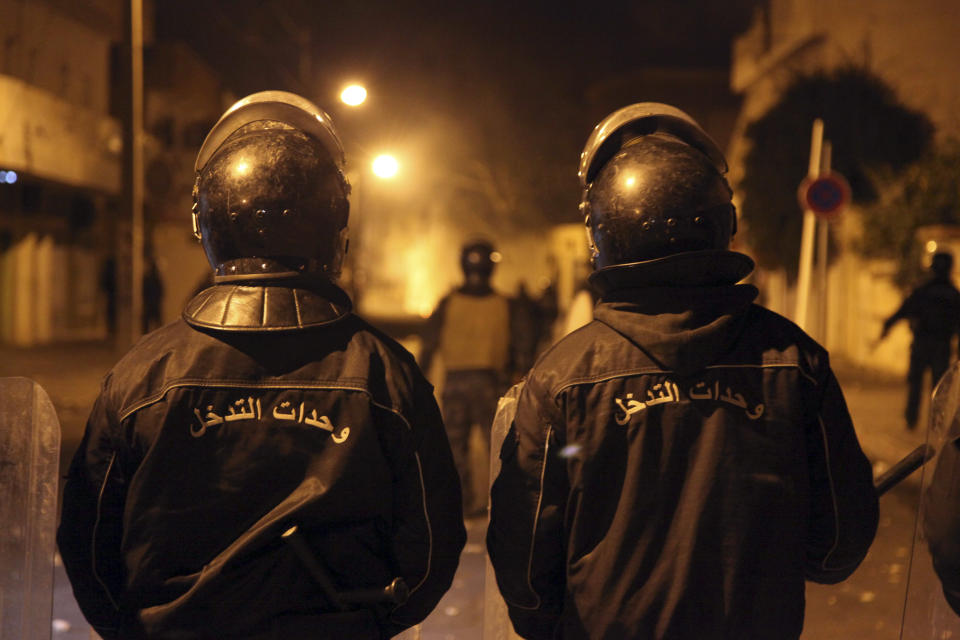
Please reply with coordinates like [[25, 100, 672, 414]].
[[487, 255, 878, 640], [58, 281, 466, 639]]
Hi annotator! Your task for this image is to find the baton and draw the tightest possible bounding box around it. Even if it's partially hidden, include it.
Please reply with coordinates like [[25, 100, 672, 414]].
[[874, 444, 936, 497], [281, 525, 409, 609]]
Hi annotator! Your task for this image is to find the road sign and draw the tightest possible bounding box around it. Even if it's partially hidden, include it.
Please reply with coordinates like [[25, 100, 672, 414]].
[[798, 171, 851, 220]]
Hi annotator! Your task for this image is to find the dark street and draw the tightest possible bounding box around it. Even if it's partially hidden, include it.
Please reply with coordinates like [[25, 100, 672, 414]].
[[4, 1, 960, 638]]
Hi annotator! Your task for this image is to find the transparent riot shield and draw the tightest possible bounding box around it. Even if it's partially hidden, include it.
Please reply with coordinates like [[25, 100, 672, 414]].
[[484, 382, 524, 640], [0, 377, 61, 640], [901, 362, 960, 639]]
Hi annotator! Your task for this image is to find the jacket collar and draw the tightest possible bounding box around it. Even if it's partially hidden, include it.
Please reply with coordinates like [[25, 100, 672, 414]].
[[183, 278, 352, 332], [588, 249, 754, 294], [590, 251, 758, 375]]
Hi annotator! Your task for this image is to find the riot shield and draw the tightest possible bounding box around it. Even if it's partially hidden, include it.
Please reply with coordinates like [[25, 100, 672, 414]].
[[901, 362, 960, 639], [0, 377, 61, 640], [483, 382, 524, 640]]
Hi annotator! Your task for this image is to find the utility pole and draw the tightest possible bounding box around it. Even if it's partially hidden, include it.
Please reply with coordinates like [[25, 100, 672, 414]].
[[816, 141, 832, 342], [795, 119, 823, 330], [125, 0, 144, 346]]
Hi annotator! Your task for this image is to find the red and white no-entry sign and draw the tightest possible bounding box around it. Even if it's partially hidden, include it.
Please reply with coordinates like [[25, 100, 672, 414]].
[[798, 171, 851, 221]]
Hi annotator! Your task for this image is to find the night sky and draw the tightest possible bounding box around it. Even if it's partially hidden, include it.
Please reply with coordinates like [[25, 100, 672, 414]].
[[156, 0, 758, 227]]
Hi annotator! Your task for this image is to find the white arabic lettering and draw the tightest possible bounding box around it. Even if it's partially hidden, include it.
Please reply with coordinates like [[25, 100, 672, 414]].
[[615, 393, 646, 425], [191, 395, 351, 442], [687, 379, 765, 420], [273, 401, 298, 421], [191, 405, 225, 438]]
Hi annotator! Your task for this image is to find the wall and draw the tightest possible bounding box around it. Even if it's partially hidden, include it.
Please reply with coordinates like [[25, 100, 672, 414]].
[[0, 233, 105, 346], [0, 0, 121, 191]]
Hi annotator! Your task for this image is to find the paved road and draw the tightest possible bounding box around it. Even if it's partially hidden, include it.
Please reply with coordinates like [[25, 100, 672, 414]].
[[0, 343, 947, 639]]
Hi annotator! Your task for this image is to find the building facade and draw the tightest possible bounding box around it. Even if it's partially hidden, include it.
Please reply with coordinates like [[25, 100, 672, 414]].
[[0, 0, 123, 345]]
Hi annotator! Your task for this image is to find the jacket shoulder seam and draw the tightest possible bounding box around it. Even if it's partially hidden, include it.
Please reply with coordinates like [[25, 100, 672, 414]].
[[91, 452, 121, 612], [504, 424, 552, 611], [815, 413, 843, 570], [118, 378, 398, 422], [403, 452, 434, 598], [550, 361, 817, 397]]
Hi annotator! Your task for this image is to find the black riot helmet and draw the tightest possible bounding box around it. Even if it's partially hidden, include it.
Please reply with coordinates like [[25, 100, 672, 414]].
[[932, 252, 954, 279], [192, 90, 350, 282], [579, 103, 747, 283], [460, 239, 498, 277]]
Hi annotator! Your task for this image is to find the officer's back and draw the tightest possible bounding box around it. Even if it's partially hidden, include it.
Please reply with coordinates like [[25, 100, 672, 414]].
[[487, 103, 878, 640], [57, 91, 465, 640]]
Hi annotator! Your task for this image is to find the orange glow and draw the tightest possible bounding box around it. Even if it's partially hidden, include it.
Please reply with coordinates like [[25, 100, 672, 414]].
[[340, 84, 367, 106]]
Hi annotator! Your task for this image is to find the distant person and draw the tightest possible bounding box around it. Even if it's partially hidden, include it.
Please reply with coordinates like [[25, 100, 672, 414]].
[[510, 281, 547, 378], [420, 239, 513, 516], [487, 103, 878, 639], [99, 255, 117, 336], [880, 251, 960, 429], [141, 254, 164, 333], [58, 91, 465, 639], [538, 278, 559, 340]]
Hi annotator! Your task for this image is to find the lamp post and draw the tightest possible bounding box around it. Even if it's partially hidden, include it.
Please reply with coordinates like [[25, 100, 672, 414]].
[[126, 0, 145, 347]]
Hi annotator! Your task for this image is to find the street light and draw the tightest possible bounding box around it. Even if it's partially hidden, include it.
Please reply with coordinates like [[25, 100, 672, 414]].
[[340, 84, 367, 107], [372, 154, 399, 179]]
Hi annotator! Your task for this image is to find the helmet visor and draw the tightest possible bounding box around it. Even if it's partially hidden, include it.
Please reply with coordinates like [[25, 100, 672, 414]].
[[579, 102, 727, 186], [196, 90, 345, 173]]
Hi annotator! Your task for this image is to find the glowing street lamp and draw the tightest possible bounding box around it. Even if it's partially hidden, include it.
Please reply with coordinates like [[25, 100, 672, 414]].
[[340, 84, 367, 106], [372, 154, 399, 179]]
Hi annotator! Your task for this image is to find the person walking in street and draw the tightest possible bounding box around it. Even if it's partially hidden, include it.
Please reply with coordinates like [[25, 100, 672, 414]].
[[420, 239, 514, 517], [879, 251, 960, 429], [486, 103, 879, 640], [141, 251, 164, 333], [57, 91, 465, 640]]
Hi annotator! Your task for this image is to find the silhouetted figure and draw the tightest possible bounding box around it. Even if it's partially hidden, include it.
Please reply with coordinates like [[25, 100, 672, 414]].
[[488, 103, 878, 640], [537, 280, 559, 340], [421, 239, 513, 516], [880, 251, 960, 429], [141, 256, 164, 333], [58, 91, 464, 640], [99, 256, 116, 336], [509, 281, 545, 378]]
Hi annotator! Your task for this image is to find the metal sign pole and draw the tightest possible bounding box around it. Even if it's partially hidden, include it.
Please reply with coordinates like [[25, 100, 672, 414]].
[[816, 141, 832, 342], [795, 119, 823, 330], [130, 0, 144, 345]]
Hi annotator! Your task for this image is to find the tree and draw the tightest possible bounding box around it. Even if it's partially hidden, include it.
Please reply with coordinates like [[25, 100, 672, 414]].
[[860, 140, 960, 288], [738, 66, 933, 277]]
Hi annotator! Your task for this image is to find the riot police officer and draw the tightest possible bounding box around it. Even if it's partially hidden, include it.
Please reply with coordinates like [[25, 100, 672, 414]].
[[58, 91, 465, 639], [421, 239, 513, 516], [487, 103, 878, 639]]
